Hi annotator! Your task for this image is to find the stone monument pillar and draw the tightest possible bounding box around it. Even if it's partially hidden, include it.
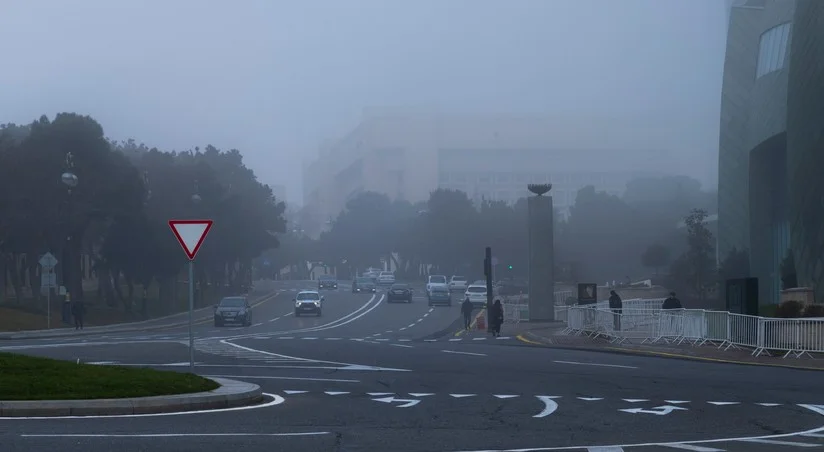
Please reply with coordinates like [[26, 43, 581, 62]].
[[527, 184, 555, 321]]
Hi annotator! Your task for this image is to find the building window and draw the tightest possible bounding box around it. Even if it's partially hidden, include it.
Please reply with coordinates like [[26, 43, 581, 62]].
[[756, 22, 792, 79]]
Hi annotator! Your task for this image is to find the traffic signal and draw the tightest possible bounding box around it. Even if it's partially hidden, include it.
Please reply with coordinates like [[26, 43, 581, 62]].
[[508, 265, 513, 270]]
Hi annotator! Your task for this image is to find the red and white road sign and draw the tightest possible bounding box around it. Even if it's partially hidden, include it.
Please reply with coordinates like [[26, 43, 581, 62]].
[[169, 220, 214, 260]]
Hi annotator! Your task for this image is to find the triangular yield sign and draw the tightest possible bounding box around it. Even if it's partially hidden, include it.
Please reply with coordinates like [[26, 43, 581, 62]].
[[169, 220, 213, 260]]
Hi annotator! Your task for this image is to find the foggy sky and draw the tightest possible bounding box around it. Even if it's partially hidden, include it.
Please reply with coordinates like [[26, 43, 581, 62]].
[[0, 0, 728, 203]]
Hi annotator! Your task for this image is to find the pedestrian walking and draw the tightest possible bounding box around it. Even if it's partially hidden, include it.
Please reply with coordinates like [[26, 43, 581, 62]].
[[461, 297, 473, 330], [608, 290, 622, 331], [490, 299, 504, 337], [71, 300, 86, 330], [662, 292, 683, 310]]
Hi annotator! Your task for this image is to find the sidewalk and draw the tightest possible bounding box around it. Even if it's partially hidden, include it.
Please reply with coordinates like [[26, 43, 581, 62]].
[[514, 322, 824, 371], [0, 289, 280, 340]]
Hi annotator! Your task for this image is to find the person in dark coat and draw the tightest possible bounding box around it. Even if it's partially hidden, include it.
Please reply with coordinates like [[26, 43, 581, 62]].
[[71, 300, 86, 330], [490, 299, 504, 337], [661, 292, 683, 310], [461, 297, 473, 330], [608, 290, 622, 331]]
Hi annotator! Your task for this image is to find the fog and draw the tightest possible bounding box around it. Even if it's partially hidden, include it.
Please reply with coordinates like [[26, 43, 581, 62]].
[[0, 0, 728, 202]]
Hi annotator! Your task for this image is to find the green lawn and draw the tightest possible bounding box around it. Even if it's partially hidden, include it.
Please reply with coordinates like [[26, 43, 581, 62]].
[[0, 352, 219, 400]]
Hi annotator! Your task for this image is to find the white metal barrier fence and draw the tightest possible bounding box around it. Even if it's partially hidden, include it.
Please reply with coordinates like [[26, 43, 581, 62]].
[[563, 304, 824, 358]]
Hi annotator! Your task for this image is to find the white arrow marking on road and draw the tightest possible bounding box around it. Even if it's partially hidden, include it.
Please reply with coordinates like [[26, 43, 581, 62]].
[[283, 390, 308, 394], [578, 397, 604, 401], [372, 396, 420, 408], [367, 392, 393, 396], [450, 394, 476, 398], [620, 405, 689, 415], [756, 403, 781, 406], [494, 395, 519, 399], [622, 399, 649, 403], [408, 393, 434, 397], [708, 401, 739, 406], [533, 396, 561, 418], [324, 391, 349, 396], [665, 400, 690, 404]]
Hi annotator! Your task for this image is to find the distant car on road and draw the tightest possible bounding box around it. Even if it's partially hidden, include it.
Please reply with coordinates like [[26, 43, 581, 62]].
[[426, 275, 448, 295], [387, 283, 413, 303], [318, 274, 337, 290], [378, 271, 396, 285], [464, 284, 488, 307], [427, 285, 452, 306], [352, 276, 377, 293], [294, 290, 323, 317], [448, 275, 468, 292], [214, 296, 252, 327]]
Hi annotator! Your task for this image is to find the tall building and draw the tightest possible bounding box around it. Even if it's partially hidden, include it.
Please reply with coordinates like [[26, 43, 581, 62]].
[[301, 108, 685, 237], [717, 0, 824, 303]]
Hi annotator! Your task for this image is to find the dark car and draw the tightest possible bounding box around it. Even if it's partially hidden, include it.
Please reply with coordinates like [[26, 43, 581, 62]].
[[387, 284, 413, 303], [427, 285, 452, 306], [214, 296, 252, 327], [294, 290, 323, 317], [352, 277, 377, 293], [318, 275, 337, 290]]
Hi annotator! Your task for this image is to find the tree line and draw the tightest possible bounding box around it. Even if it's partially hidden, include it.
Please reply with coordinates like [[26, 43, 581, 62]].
[[263, 175, 728, 305], [0, 113, 285, 317]]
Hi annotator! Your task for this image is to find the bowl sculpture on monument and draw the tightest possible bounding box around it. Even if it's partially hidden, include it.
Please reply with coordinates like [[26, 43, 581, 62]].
[[527, 183, 552, 196]]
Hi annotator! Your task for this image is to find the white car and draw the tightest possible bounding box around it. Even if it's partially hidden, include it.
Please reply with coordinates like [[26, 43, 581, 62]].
[[378, 271, 396, 285], [294, 290, 323, 317], [448, 275, 468, 292], [426, 275, 448, 295], [464, 284, 488, 307]]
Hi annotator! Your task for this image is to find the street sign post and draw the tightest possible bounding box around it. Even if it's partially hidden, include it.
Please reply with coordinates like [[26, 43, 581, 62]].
[[169, 219, 214, 372], [38, 252, 59, 329]]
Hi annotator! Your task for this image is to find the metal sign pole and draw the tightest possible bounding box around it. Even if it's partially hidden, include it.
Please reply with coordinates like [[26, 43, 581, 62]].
[[47, 284, 51, 329], [188, 260, 195, 371]]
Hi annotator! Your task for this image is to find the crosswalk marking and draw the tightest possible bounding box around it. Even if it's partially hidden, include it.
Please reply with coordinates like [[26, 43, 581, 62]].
[[660, 444, 726, 451]]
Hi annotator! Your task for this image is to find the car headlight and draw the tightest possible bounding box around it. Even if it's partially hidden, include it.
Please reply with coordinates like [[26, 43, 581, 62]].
[[314, 301, 320, 306], [295, 301, 301, 307]]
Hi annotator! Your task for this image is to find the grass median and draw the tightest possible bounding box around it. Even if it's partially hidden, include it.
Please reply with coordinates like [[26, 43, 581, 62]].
[[0, 352, 219, 401]]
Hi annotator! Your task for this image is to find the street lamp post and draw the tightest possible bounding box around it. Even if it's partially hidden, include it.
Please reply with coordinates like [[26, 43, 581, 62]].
[[60, 153, 78, 325]]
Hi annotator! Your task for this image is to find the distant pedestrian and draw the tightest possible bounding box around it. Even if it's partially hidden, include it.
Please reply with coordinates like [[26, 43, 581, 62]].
[[490, 299, 504, 337], [71, 300, 86, 330], [461, 297, 473, 330], [662, 292, 682, 310], [608, 290, 622, 331]]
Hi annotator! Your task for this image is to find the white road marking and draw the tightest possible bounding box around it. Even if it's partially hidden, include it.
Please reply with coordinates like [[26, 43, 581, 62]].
[[448, 338, 462, 342], [277, 337, 294, 340], [283, 390, 309, 394], [620, 405, 688, 415], [756, 403, 781, 407], [665, 400, 690, 404], [428, 308, 434, 313], [802, 433, 824, 438], [399, 327, 407, 331], [578, 397, 604, 401], [553, 360, 638, 369], [493, 395, 519, 399], [707, 401, 739, 406], [324, 391, 349, 396], [496, 336, 512, 340], [253, 323, 263, 327], [442, 350, 486, 357], [301, 337, 318, 340], [407, 324, 416, 328], [86, 361, 118, 365], [737, 438, 820, 447], [367, 392, 393, 396], [375, 338, 390, 342], [385, 330, 393, 333], [325, 337, 342, 340], [473, 337, 487, 341], [622, 399, 649, 403], [450, 394, 476, 398], [0, 393, 284, 420], [267, 317, 280, 323], [659, 445, 725, 451], [390, 343, 414, 348], [398, 339, 411, 342], [204, 375, 359, 383], [533, 396, 560, 418], [409, 393, 434, 397], [587, 448, 624, 452], [21, 432, 329, 438], [372, 396, 420, 408]]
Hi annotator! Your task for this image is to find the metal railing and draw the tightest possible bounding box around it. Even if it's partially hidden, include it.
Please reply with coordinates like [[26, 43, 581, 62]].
[[562, 303, 824, 359]]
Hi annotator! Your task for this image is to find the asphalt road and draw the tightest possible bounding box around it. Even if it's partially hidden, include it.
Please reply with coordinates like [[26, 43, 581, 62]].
[[2, 280, 824, 452]]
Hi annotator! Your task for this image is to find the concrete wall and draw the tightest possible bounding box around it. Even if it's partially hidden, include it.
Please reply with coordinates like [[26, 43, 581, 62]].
[[787, 0, 824, 302]]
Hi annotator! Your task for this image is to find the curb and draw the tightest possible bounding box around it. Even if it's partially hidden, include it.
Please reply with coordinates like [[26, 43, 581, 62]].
[[518, 331, 824, 372], [0, 291, 281, 341], [0, 377, 263, 417]]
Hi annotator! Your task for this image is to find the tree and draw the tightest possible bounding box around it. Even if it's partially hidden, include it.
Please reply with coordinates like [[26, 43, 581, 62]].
[[669, 208, 716, 303], [641, 243, 671, 275]]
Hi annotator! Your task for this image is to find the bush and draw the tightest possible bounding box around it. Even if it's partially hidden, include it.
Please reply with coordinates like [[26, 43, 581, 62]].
[[775, 300, 804, 318], [802, 304, 824, 318]]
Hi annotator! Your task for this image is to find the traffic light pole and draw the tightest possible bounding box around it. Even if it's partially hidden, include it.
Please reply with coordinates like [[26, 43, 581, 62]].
[[484, 247, 493, 331]]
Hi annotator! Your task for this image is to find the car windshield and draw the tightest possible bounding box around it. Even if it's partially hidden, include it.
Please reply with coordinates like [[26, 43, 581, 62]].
[[219, 297, 246, 307], [319, 276, 335, 281], [452, 276, 466, 281], [391, 284, 408, 290], [467, 286, 486, 293], [430, 276, 447, 284], [356, 277, 372, 283], [296, 292, 320, 301], [431, 286, 449, 293]]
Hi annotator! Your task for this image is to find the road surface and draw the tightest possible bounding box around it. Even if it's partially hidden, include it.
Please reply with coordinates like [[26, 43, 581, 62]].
[[1, 280, 823, 451]]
